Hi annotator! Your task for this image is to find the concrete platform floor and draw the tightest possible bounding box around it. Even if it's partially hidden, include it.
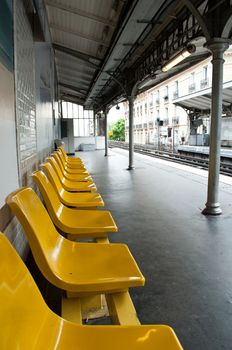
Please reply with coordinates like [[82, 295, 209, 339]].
[[78, 147, 232, 350]]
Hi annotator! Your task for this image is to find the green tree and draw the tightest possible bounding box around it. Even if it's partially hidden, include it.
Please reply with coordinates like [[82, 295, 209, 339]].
[[109, 118, 125, 141]]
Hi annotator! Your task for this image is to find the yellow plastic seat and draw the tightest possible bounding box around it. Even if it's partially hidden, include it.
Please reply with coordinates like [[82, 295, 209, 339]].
[[0, 233, 183, 350], [59, 145, 83, 164], [49, 156, 92, 182], [43, 160, 97, 192], [6, 188, 144, 294], [54, 151, 89, 175], [51, 155, 92, 181], [56, 149, 86, 174], [32, 171, 117, 239], [58, 148, 88, 169], [40, 163, 103, 208]]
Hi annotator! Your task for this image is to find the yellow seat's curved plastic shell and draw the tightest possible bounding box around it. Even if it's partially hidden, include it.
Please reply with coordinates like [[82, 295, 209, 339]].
[[6, 188, 144, 293], [43, 160, 97, 192], [34, 169, 104, 208], [56, 150, 87, 174], [32, 170, 117, 238], [54, 151, 89, 175], [0, 233, 183, 350], [58, 148, 88, 169], [48, 156, 91, 182], [59, 145, 83, 163], [39, 163, 103, 207]]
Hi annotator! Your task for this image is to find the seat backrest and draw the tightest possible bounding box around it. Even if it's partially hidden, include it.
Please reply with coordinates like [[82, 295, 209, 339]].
[[47, 156, 64, 181], [58, 145, 67, 160], [6, 187, 63, 284], [52, 152, 65, 172], [32, 170, 64, 219], [0, 232, 53, 347], [40, 162, 63, 195], [57, 149, 68, 165]]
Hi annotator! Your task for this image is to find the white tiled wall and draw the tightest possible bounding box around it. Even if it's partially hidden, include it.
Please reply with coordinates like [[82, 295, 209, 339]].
[[14, 0, 37, 181]]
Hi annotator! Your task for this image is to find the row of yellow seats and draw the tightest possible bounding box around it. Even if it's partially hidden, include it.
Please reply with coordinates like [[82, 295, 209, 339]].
[[0, 145, 183, 349]]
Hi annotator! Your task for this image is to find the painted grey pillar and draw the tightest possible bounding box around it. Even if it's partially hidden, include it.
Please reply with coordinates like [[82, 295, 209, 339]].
[[104, 110, 108, 157], [93, 112, 96, 136], [202, 39, 229, 215], [128, 95, 134, 169]]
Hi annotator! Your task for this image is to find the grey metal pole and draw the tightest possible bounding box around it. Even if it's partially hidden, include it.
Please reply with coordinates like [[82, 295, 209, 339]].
[[104, 110, 108, 157], [202, 39, 229, 215], [128, 95, 134, 169]]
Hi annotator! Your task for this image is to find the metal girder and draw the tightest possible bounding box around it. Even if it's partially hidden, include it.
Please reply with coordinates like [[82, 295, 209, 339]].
[[58, 76, 90, 88], [56, 66, 93, 78], [58, 70, 92, 83], [45, 0, 116, 28], [50, 23, 110, 47], [53, 43, 101, 67], [61, 93, 85, 104], [134, 10, 203, 82], [59, 83, 87, 96]]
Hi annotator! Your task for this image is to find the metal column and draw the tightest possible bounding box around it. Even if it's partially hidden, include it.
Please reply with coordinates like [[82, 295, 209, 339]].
[[128, 96, 134, 169], [104, 110, 108, 157], [202, 39, 229, 215]]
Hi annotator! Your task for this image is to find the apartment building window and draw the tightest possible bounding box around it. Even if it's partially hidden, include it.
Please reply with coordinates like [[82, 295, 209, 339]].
[[149, 93, 153, 107], [164, 86, 169, 102], [173, 81, 178, 99], [156, 90, 160, 105], [140, 105, 142, 116], [164, 107, 169, 125], [145, 103, 147, 115], [189, 72, 196, 93], [201, 66, 209, 89]]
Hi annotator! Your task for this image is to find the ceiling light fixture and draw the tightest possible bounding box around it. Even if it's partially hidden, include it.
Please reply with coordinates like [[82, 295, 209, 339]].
[[161, 44, 196, 72]]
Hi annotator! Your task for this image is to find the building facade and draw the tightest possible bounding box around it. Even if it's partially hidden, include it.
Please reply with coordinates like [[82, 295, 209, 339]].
[[124, 49, 232, 150]]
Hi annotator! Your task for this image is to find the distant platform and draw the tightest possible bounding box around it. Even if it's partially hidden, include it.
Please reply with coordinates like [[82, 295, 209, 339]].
[[178, 145, 232, 159]]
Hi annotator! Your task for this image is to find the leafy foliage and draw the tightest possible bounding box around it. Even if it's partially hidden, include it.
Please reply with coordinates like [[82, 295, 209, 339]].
[[109, 118, 125, 141]]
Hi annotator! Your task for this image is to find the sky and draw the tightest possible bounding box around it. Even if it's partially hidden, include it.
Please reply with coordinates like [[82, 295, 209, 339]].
[[108, 103, 125, 126]]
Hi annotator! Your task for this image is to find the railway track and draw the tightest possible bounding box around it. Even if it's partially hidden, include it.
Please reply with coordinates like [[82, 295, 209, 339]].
[[108, 141, 232, 177]]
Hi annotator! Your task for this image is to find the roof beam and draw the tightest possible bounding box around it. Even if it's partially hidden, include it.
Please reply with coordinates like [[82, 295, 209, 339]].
[[50, 23, 110, 47], [57, 66, 93, 79], [58, 73, 90, 89], [45, 0, 116, 28], [53, 43, 100, 68], [59, 82, 88, 95], [61, 93, 85, 105], [58, 75, 89, 90]]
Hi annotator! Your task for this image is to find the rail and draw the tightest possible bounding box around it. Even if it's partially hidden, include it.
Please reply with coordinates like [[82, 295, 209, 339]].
[[108, 141, 232, 177]]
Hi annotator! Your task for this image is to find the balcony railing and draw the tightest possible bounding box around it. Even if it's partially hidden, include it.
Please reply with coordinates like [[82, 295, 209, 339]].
[[188, 83, 196, 93], [200, 78, 209, 89], [173, 90, 179, 99]]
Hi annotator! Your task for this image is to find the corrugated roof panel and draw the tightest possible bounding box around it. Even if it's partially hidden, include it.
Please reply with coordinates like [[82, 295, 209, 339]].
[[46, 0, 118, 21], [48, 6, 113, 37], [55, 50, 97, 72], [52, 29, 105, 58]]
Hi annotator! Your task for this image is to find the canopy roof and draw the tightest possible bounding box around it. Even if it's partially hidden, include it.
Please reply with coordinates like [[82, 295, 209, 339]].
[[43, 0, 216, 109]]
